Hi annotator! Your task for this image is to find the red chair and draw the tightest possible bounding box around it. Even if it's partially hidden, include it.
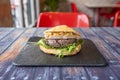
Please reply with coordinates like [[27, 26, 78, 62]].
[[112, 2, 120, 13], [37, 12, 90, 28], [70, 2, 78, 12], [114, 11, 120, 27], [98, 1, 120, 26]]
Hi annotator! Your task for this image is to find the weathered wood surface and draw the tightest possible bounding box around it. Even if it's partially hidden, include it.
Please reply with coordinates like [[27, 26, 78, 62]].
[[0, 28, 120, 80], [80, 28, 120, 80]]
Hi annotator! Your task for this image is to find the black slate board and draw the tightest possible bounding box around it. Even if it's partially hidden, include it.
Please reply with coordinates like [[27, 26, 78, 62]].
[[13, 37, 108, 67]]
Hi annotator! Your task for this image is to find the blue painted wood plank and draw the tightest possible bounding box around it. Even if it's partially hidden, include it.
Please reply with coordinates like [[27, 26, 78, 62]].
[[80, 28, 119, 80], [0, 28, 25, 55], [0, 28, 36, 80], [0, 28, 14, 40], [91, 28, 120, 55]]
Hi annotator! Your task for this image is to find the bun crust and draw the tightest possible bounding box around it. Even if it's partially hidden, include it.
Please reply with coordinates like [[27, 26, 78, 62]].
[[44, 25, 80, 39], [44, 25, 80, 36], [39, 44, 81, 56]]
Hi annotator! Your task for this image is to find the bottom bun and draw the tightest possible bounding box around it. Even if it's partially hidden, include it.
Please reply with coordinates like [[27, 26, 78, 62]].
[[39, 44, 81, 56]]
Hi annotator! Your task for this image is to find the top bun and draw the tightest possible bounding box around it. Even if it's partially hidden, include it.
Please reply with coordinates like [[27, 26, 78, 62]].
[[44, 25, 80, 39]]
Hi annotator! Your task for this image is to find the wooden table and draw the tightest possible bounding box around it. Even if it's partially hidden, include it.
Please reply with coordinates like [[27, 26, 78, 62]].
[[85, 0, 120, 26], [0, 27, 120, 80]]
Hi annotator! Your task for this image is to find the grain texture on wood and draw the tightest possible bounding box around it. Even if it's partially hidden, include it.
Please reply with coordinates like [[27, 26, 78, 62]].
[[0, 28, 25, 55], [91, 28, 120, 54], [0, 28, 14, 40], [80, 28, 120, 63], [62, 67, 90, 80], [110, 65, 120, 79], [80, 28, 118, 80], [0, 28, 36, 80], [0, 27, 120, 80], [102, 27, 120, 40], [86, 67, 118, 80]]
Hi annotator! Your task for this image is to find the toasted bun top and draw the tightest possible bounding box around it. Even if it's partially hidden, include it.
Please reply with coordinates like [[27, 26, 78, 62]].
[[44, 25, 80, 35], [44, 25, 80, 39]]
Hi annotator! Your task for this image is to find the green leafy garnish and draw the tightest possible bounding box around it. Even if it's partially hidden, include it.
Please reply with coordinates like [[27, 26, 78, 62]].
[[37, 38, 84, 58], [37, 38, 52, 48]]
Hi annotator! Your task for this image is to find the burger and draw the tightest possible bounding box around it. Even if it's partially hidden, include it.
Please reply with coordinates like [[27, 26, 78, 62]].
[[37, 25, 83, 57]]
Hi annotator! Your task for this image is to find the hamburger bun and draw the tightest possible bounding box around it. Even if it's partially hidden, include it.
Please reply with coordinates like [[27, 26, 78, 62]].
[[44, 25, 80, 39], [38, 25, 83, 57]]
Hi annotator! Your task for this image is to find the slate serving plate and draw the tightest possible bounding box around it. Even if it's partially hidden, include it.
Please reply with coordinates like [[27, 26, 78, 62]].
[[13, 37, 108, 67]]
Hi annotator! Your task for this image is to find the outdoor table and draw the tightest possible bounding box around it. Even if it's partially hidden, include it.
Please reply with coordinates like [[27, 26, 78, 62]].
[[0, 27, 120, 80]]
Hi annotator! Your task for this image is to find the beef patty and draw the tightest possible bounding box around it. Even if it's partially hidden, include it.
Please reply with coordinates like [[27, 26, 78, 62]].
[[45, 39, 77, 48]]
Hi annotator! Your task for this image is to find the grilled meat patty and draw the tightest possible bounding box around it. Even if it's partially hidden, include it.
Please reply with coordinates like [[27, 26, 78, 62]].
[[45, 39, 77, 48]]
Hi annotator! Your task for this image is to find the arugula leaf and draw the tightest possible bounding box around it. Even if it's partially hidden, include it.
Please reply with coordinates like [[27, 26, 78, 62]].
[[56, 50, 64, 58], [37, 38, 52, 48]]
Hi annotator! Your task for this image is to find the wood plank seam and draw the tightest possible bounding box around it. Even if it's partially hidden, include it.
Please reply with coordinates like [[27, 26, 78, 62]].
[[91, 28, 120, 55], [79, 28, 119, 80], [0, 28, 15, 41], [0, 28, 37, 80], [0, 29, 26, 55], [101, 28, 120, 41]]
